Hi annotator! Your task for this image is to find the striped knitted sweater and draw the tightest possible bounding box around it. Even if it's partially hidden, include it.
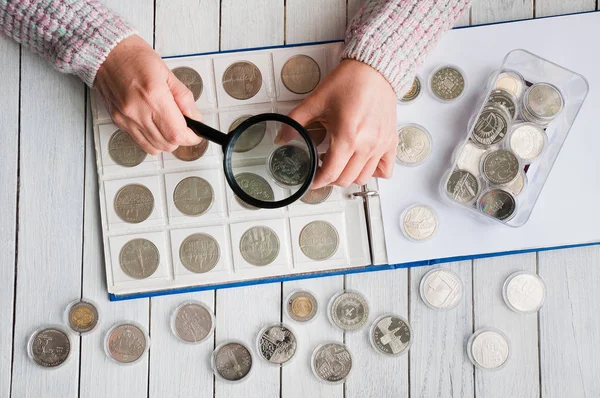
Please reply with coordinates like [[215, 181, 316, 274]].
[[0, 0, 470, 97]]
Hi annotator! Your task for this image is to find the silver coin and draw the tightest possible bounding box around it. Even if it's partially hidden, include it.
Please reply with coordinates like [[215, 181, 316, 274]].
[[401, 205, 437, 241], [299, 221, 339, 261], [479, 189, 516, 221], [506, 171, 526, 196], [173, 176, 214, 216], [482, 149, 520, 185], [396, 124, 431, 165], [213, 342, 253, 381], [179, 233, 220, 273], [286, 290, 318, 322], [446, 169, 480, 204], [113, 184, 154, 223], [222, 61, 263, 100], [300, 186, 333, 205], [524, 83, 563, 120], [173, 302, 214, 343], [106, 323, 148, 364], [401, 76, 421, 103], [503, 272, 546, 313], [108, 129, 147, 167], [172, 66, 203, 101], [420, 268, 463, 310], [281, 55, 321, 94], [487, 89, 517, 119], [509, 123, 546, 162], [67, 300, 99, 334], [329, 290, 369, 331], [229, 115, 266, 152], [312, 343, 352, 383], [370, 315, 412, 356], [119, 238, 160, 279], [455, 140, 486, 177], [234, 172, 274, 210], [239, 226, 280, 266], [469, 329, 510, 370], [495, 70, 525, 98], [257, 323, 297, 365], [268, 145, 311, 186], [29, 327, 71, 368], [430, 66, 466, 101], [472, 105, 510, 147]]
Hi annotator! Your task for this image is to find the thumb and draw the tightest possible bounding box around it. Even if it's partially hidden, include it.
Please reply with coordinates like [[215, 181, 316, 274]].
[[168, 72, 204, 145], [276, 99, 321, 145]]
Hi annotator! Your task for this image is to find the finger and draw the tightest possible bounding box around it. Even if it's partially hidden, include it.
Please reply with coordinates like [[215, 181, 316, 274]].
[[166, 74, 204, 146], [142, 119, 179, 152], [276, 99, 322, 144], [354, 156, 380, 186], [110, 111, 161, 155], [373, 149, 396, 179], [334, 151, 370, 188], [152, 95, 202, 147], [312, 138, 353, 189]]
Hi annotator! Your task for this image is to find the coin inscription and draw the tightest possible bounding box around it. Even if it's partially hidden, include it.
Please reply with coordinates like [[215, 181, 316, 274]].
[[330, 291, 369, 331], [268, 145, 311, 186], [526, 83, 563, 119], [470, 330, 510, 369], [114, 184, 154, 223], [430, 66, 465, 101], [108, 129, 147, 167], [240, 226, 280, 266], [172, 67, 203, 101], [173, 302, 214, 343], [472, 106, 510, 147], [371, 315, 411, 355], [312, 343, 352, 383], [30, 327, 71, 368], [402, 205, 437, 241], [179, 233, 220, 273], [229, 115, 266, 152], [396, 125, 431, 165], [299, 221, 339, 261], [487, 89, 517, 119], [479, 189, 516, 221], [234, 172, 275, 209], [281, 55, 321, 94], [257, 324, 297, 365], [222, 61, 263, 100], [214, 342, 253, 381], [172, 140, 209, 161], [287, 290, 318, 322], [446, 169, 480, 204], [119, 238, 160, 279], [68, 301, 99, 334], [482, 149, 520, 185], [173, 176, 214, 216], [106, 323, 148, 364]]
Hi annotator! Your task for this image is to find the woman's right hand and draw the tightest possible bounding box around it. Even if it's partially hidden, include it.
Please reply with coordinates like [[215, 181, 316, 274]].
[[94, 35, 203, 155]]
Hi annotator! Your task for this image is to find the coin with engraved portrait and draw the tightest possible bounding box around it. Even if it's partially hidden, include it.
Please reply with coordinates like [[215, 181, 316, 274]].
[[222, 61, 263, 100], [114, 184, 154, 223], [401, 76, 421, 103], [172, 66, 203, 101], [446, 169, 480, 204], [430, 65, 466, 101], [119, 238, 160, 279], [28, 327, 71, 368], [257, 323, 297, 365], [523, 83, 563, 123], [179, 233, 220, 273], [172, 140, 209, 161], [502, 271, 546, 313], [509, 123, 546, 162], [300, 185, 333, 205], [286, 290, 318, 323], [419, 268, 463, 310], [370, 315, 412, 356], [494, 70, 525, 99], [240, 226, 280, 266], [401, 204, 437, 241], [455, 140, 486, 177], [478, 189, 516, 221], [234, 172, 274, 210], [66, 300, 99, 334], [105, 323, 149, 364], [467, 328, 510, 370], [172, 301, 214, 343], [472, 105, 510, 147], [212, 341, 253, 382], [229, 115, 266, 152], [108, 129, 147, 167], [482, 149, 520, 185], [268, 145, 311, 186], [396, 124, 432, 166], [487, 89, 517, 119], [311, 343, 352, 383], [329, 290, 369, 331], [299, 220, 339, 261], [281, 55, 321, 94], [173, 176, 214, 216], [305, 121, 327, 146]]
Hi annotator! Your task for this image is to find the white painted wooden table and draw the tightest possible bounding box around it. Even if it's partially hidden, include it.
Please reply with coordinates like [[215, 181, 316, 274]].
[[2, 1, 600, 397]]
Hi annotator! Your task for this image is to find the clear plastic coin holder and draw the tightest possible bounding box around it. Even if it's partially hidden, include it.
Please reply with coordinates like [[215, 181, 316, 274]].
[[284, 289, 319, 324], [104, 321, 150, 365], [369, 313, 413, 357], [163, 56, 217, 110], [398, 74, 423, 104], [467, 327, 511, 371], [428, 64, 468, 103], [400, 203, 438, 242], [211, 340, 254, 383], [170, 225, 231, 279], [255, 322, 298, 366], [63, 298, 101, 335], [170, 300, 215, 344], [419, 268, 463, 310], [440, 49, 589, 227], [327, 289, 370, 332], [502, 271, 546, 314], [310, 341, 353, 384], [395, 123, 433, 167], [272, 46, 329, 102], [27, 325, 72, 369]]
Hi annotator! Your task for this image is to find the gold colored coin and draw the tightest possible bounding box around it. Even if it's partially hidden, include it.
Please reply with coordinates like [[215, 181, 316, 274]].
[[291, 297, 313, 318]]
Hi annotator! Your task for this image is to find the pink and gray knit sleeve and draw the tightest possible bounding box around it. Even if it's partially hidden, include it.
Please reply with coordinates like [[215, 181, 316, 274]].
[[343, 0, 470, 98], [0, 0, 136, 87]]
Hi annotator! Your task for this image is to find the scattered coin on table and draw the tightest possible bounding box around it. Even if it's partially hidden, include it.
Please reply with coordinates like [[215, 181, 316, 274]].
[[286, 290, 319, 323], [257, 323, 298, 365], [370, 315, 412, 356], [229, 115, 266, 152], [234, 172, 275, 210], [222, 61, 263, 100], [396, 124, 432, 166], [240, 226, 280, 266], [401, 204, 437, 241], [173, 176, 214, 216], [119, 238, 160, 279], [400, 76, 422, 103], [299, 220, 339, 261], [467, 328, 510, 370], [311, 342, 352, 383], [328, 290, 369, 331], [268, 145, 311, 187], [179, 233, 220, 273], [108, 129, 147, 167], [172, 66, 203, 101], [113, 183, 154, 223], [66, 299, 99, 334], [419, 268, 463, 310], [172, 301, 215, 343], [430, 65, 466, 101], [212, 341, 253, 382], [105, 323, 149, 364], [281, 54, 321, 94], [172, 139, 209, 161], [28, 327, 71, 368], [503, 271, 546, 313]]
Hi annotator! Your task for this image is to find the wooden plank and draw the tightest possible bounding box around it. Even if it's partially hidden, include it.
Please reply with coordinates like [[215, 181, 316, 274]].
[[155, 0, 220, 56], [10, 51, 85, 398], [539, 246, 600, 397], [535, 0, 596, 17], [473, 254, 539, 397], [0, 36, 20, 398], [409, 263, 474, 398], [281, 277, 344, 398], [286, 0, 346, 43], [471, 0, 533, 24], [345, 270, 409, 398], [220, 0, 284, 50], [106, 0, 154, 45], [455, 6, 471, 27]]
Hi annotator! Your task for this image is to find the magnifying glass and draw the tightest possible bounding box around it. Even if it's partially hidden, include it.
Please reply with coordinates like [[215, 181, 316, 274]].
[[184, 114, 318, 209]]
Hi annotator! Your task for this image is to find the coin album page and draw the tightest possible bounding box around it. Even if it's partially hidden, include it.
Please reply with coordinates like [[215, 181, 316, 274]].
[[91, 42, 380, 298]]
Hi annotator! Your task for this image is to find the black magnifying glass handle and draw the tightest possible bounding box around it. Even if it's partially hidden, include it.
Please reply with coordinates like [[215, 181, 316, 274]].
[[184, 115, 229, 147]]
